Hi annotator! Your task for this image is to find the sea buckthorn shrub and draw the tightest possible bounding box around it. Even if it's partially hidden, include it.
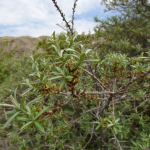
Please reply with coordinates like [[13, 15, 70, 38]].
[[0, 0, 150, 149]]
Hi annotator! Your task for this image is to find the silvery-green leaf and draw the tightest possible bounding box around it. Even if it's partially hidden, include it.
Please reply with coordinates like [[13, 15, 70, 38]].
[[64, 54, 79, 59], [82, 59, 99, 63], [85, 49, 92, 54], [22, 88, 32, 96], [16, 116, 30, 122], [34, 121, 45, 132], [0, 104, 16, 108], [48, 76, 63, 81], [25, 105, 31, 115], [3, 111, 21, 129], [20, 96, 26, 109], [27, 96, 42, 106], [20, 121, 33, 130], [34, 106, 49, 120], [10, 95, 20, 109]]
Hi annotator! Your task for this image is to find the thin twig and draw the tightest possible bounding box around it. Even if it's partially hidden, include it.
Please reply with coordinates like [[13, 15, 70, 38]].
[[82, 69, 109, 91], [118, 69, 150, 92], [111, 129, 123, 150], [82, 125, 94, 150], [120, 109, 150, 124]]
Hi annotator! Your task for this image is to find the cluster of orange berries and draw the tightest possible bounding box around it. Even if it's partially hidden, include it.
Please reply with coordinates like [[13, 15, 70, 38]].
[[39, 85, 67, 97], [37, 101, 66, 121]]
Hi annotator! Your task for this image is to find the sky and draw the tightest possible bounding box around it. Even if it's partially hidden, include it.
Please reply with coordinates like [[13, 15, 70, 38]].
[[0, 0, 120, 37]]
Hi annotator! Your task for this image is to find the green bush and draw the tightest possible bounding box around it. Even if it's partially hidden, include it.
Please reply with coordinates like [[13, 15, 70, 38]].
[[0, 0, 150, 149]]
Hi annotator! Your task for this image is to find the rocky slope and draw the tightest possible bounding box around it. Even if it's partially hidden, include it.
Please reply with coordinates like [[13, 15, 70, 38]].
[[0, 36, 51, 58]]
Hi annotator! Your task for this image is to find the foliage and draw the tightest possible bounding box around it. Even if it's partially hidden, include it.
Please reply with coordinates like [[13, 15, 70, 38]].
[[0, 0, 150, 149]]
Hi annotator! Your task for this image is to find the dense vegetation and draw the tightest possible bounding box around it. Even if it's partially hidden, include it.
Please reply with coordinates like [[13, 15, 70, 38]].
[[0, 0, 150, 149]]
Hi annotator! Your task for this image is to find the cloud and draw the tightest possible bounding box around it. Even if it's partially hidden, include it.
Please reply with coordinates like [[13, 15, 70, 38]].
[[0, 0, 118, 37]]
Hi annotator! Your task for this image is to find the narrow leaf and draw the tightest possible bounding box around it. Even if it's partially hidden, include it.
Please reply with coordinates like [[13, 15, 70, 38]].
[[80, 53, 86, 61], [34, 106, 49, 120], [52, 31, 56, 40], [96, 125, 101, 130], [48, 76, 63, 81], [34, 121, 45, 132], [3, 111, 21, 129], [0, 104, 16, 108], [66, 76, 73, 79], [59, 79, 66, 89], [27, 96, 42, 106], [25, 105, 31, 115], [22, 87, 32, 96], [10, 95, 20, 109], [107, 124, 114, 128], [14, 88, 17, 100], [82, 59, 99, 63], [65, 48, 80, 54], [16, 116, 30, 122], [40, 73, 45, 82], [20, 96, 26, 109], [6, 110, 18, 115], [20, 121, 33, 130], [64, 54, 79, 59], [85, 49, 92, 54]]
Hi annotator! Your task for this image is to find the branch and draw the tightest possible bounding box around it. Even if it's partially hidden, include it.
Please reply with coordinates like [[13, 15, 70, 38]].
[[51, 0, 73, 35], [111, 129, 123, 150], [82, 69, 109, 91], [141, 0, 150, 8], [71, 0, 78, 35], [118, 69, 150, 92]]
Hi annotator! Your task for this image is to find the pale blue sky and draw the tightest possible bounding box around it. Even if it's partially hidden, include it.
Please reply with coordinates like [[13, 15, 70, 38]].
[[0, 0, 120, 37]]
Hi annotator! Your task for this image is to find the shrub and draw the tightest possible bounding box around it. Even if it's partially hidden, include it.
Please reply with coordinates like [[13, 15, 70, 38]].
[[0, 0, 150, 149]]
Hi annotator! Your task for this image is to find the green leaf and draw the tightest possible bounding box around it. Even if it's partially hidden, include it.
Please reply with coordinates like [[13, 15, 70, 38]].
[[14, 88, 17, 100], [22, 87, 32, 96], [113, 126, 118, 134], [114, 118, 120, 124], [93, 121, 100, 124], [6, 110, 18, 115], [10, 95, 20, 109], [56, 67, 63, 74], [73, 31, 78, 41], [80, 53, 86, 61], [59, 79, 66, 89], [25, 79, 32, 88], [20, 96, 26, 109], [95, 125, 101, 130], [52, 45, 59, 54], [2, 111, 21, 129], [52, 31, 56, 40], [40, 73, 45, 82], [48, 76, 63, 81], [34, 121, 45, 132], [20, 121, 33, 130], [105, 118, 113, 124], [82, 59, 99, 63], [107, 124, 114, 128], [25, 105, 31, 115], [64, 54, 79, 59], [85, 49, 92, 54], [0, 104, 16, 108], [27, 96, 42, 106], [64, 48, 80, 54], [59, 56, 63, 61], [34, 106, 49, 120], [16, 116, 30, 122], [66, 76, 73, 79]]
